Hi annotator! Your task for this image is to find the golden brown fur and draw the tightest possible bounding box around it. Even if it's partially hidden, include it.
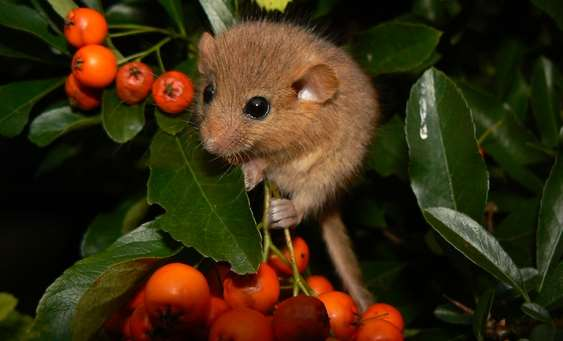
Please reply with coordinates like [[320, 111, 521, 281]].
[[196, 21, 379, 310]]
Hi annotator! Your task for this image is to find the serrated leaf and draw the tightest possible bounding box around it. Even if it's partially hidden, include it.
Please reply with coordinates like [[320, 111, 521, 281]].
[[28, 223, 181, 341], [147, 129, 261, 274], [406, 68, 488, 222], [46, 0, 77, 19], [537, 153, 563, 290], [531, 0, 563, 30], [424, 207, 526, 298], [154, 108, 188, 135], [352, 22, 442, 75], [531, 57, 561, 148], [255, 0, 292, 12], [29, 106, 101, 147], [158, 0, 186, 35], [473, 289, 494, 341], [0, 293, 17, 321], [0, 1, 68, 54], [537, 262, 563, 308], [366, 115, 408, 178], [434, 304, 472, 325], [0, 78, 65, 138], [102, 89, 146, 144], [198, 0, 235, 34], [522, 302, 551, 324], [81, 198, 148, 257]]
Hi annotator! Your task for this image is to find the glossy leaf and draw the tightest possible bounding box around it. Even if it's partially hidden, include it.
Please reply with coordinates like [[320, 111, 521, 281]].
[[531, 0, 563, 30], [147, 130, 261, 274], [352, 22, 442, 75], [255, 0, 292, 12], [0, 293, 17, 321], [521, 302, 551, 324], [29, 106, 101, 147], [0, 42, 59, 64], [458, 82, 546, 165], [424, 207, 526, 297], [537, 153, 563, 290], [0, 1, 68, 54], [406, 68, 488, 222], [366, 115, 408, 178], [531, 57, 561, 147], [537, 262, 563, 308], [198, 0, 235, 35], [434, 304, 472, 325], [28, 223, 181, 341], [473, 289, 494, 341], [46, 0, 77, 19], [505, 72, 531, 124], [362, 261, 406, 291], [81, 198, 148, 257], [0, 78, 65, 138], [102, 89, 146, 144], [154, 108, 188, 135], [158, 0, 186, 35]]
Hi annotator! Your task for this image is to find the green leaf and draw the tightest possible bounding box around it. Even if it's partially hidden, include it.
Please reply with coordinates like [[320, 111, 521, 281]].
[[313, 0, 338, 18], [0, 310, 33, 341], [28, 223, 181, 341], [0, 78, 65, 138], [154, 108, 188, 136], [536, 152, 563, 290], [72, 259, 171, 341], [147, 129, 261, 274], [473, 289, 495, 341], [0, 1, 68, 54], [0, 293, 17, 321], [458, 81, 546, 165], [406, 68, 488, 222], [505, 72, 531, 124], [158, 0, 186, 35], [494, 40, 525, 99], [81, 198, 149, 257], [537, 262, 563, 308], [255, 0, 293, 12], [198, 0, 236, 34], [531, 0, 563, 30], [102, 89, 146, 144], [530, 324, 557, 341], [362, 261, 406, 292], [411, 0, 461, 25], [46, 0, 77, 19], [36, 144, 81, 176], [0, 42, 60, 64], [423, 207, 526, 298], [521, 302, 551, 324], [531, 57, 561, 147], [366, 115, 408, 178], [29, 106, 101, 147], [433, 304, 472, 325], [351, 22, 442, 75]]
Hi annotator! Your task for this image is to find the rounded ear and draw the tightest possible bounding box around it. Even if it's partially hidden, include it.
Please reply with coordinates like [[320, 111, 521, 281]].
[[292, 64, 339, 104], [198, 32, 216, 74]]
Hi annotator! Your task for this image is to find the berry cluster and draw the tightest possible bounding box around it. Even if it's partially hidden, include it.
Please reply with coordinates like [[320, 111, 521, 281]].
[[63, 8, 193, 114], [103, 235, 404, 341]]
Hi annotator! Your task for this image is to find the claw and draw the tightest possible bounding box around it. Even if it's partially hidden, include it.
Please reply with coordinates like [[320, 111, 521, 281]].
[[269, 199, 302, 229]]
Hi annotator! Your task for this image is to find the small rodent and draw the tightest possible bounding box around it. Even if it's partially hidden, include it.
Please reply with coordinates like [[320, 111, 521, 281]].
[[196, 21, 379, 310]]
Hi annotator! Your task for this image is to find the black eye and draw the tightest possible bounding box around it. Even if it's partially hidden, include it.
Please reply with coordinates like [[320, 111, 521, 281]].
[[244, 96, 270, 119], [203, 84, 215, 104]]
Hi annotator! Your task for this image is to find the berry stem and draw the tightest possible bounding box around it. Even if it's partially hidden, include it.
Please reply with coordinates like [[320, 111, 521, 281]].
[[118, 37, 172, 65], [263, 180, 312, 296]]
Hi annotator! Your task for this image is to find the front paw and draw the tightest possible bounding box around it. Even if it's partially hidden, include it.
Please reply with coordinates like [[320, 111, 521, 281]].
[[269, 199, 303, 229], [241, 160, 266, 192]]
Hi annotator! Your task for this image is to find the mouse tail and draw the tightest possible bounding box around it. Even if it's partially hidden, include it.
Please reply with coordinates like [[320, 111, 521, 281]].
[[320, 209, 373, 312]]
